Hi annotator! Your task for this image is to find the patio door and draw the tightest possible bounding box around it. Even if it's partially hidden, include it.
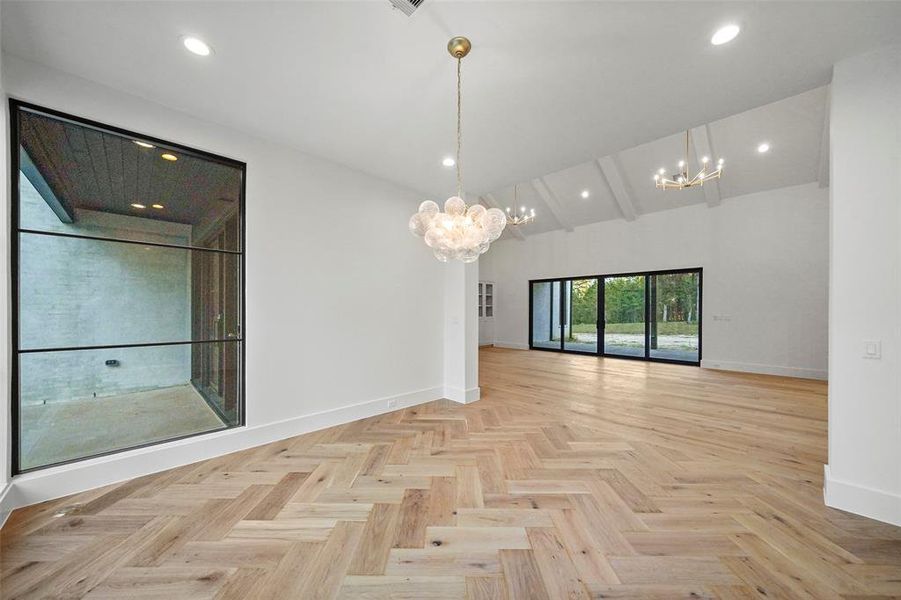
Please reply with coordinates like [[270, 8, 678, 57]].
[[530, 269, 701, 365], [648, 271, 700, 363], [563, 278, 599, 353], [530, 280, 564, 350], [602, 275, 646, 358]]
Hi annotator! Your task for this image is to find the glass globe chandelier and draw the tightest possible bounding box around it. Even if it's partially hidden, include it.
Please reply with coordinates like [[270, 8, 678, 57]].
[[409, 36, 507, 263], [654, 130, 724, 190], [505, 184, 536, 227]]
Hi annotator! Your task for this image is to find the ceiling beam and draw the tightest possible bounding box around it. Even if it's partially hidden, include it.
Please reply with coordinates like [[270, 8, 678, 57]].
[[817, 88, 830, 189], [20, 148, 75, 223], [595, 156, 637, 222], [481, 193, 525, 240], [531, 178, 574, 232], [689, 124, 722, 207]]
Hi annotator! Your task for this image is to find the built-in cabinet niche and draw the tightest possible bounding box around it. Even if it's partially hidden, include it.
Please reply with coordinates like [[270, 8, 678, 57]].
[[478, 281, 495, 346]]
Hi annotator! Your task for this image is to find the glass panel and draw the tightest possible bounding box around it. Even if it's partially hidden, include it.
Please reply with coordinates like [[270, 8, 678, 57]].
[[603, 275, 646, 357], [18, 108, 242, 251], [18, 341, 240, 471], [531, 281, 562, 349], [19, 232, 241, 350], [550, 281, 562, 347], [478, 283, 483, 317], [564, 278, 598, 353], [649, 272, 700, 362]]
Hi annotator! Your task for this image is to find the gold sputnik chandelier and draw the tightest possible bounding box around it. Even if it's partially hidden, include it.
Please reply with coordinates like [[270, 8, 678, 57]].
[[408, 36, 507, 263], [505, 185, 535, 227], [654, 130, 724, 190]]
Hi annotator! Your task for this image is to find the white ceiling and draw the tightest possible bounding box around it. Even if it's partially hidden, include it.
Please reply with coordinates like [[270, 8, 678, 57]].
[[3, 1, 899, 204], [488, 85, 829, 238]]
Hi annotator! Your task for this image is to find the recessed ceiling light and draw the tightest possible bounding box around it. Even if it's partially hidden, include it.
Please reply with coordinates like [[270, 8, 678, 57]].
[[152, 204, 165, 209], [581, 190, 590, 199], [131, 203, 146, 209], [182, 36, 212, 56], [442, 157, 455, 167], [133, 140, 154, 149], [757, 142, 770, 153], [711, 24, 740, 46], [161, 153, 178, 161]]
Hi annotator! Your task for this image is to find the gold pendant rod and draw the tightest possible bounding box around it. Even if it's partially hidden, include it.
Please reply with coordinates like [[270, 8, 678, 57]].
[[456, 56, 462, 199]]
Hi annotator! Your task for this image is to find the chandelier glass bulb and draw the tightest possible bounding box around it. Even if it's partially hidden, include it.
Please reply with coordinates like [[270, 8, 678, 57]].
[[409, 36, 507, 262], [409, 198, 506, 263], [654, 130, 724, 190]]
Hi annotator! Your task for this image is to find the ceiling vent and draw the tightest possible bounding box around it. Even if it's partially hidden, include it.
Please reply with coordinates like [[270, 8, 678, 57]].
[[389, 0, 425, 16]]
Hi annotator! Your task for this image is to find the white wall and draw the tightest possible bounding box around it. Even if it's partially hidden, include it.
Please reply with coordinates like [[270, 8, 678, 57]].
[[444, 261, 479, 404], [0, 6, 9, 508], [826, 44, 901, 527], [480, 182, 829, 380], [0, 54, 447, 512]]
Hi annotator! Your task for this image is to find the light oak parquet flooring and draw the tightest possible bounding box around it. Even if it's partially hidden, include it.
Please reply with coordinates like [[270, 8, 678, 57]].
[[2, 347, 900, 599]]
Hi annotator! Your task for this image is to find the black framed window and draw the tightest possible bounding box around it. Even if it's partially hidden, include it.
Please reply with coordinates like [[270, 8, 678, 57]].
[[11, 101, 246, 473], [529, 268, 701, 365], [563, 278, 599, 354]]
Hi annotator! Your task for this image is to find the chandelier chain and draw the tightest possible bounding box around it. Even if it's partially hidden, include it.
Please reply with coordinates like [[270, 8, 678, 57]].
[[408, 36, 508, 263]]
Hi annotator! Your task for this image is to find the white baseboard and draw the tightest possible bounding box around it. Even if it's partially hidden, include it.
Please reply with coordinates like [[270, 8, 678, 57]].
[[824, 465, 901, 527], [0, 483, 13, 530], [0, 386, 443, 524], [444, 386, 481, 404], [701, 359, 827, 380], [493, 341, 529, 350]]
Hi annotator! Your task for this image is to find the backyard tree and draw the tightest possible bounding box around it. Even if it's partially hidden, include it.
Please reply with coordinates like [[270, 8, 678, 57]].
[[571, 279, 597, 325]]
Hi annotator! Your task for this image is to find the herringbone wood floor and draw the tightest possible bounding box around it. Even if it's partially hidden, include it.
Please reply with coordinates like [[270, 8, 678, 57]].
[[2, 348, 900, 599]]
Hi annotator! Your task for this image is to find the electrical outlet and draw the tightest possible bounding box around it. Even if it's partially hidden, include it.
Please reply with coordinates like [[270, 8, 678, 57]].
[[387, 399, 398, 409], [863, 340, 882, 360]]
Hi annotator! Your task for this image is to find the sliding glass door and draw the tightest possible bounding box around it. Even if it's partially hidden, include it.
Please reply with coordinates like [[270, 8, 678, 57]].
[[530, 280, 562, 349], [563, 278, 598, 353], [529, 268, 701, 365], [603, 275, 645, 357], [649, 271, 700, 363]]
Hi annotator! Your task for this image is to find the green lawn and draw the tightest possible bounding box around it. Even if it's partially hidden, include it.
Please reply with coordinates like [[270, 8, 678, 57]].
[[571, 321, 699, 335]]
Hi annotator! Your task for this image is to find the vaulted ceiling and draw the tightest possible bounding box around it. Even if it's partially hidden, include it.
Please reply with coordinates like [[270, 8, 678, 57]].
[[3, 1, 898, 203], [485, 85, 829, 237]]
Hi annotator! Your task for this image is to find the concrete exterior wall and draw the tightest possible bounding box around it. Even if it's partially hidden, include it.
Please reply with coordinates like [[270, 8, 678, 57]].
[[18, 175, 193, 405]]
